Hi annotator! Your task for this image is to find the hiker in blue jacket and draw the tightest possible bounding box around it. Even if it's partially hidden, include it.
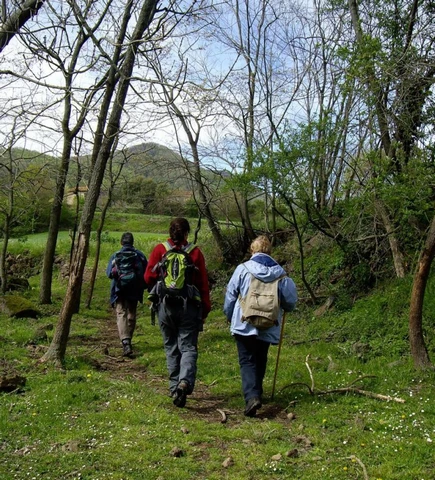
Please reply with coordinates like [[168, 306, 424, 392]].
[[106, 232, 147, 357], [224, 235, 297, 417]]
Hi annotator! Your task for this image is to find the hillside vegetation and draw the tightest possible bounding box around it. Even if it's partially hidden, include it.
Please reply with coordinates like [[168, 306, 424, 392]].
[[1, 214, 435, 479]]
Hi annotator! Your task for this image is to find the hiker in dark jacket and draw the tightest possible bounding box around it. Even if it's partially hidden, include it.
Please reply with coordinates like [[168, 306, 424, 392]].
[[145, 217, 211, 408], [224, 235, 297, 417], [106, 232, 147, 357]]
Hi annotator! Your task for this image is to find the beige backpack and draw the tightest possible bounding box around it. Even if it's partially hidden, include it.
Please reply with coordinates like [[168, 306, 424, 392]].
[[239, 273, 285, 330]]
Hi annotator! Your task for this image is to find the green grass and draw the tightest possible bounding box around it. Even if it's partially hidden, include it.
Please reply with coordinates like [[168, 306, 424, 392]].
[[2, 226, 435, 479]]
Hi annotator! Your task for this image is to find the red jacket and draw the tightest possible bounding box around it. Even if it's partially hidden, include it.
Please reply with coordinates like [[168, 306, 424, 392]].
[[145, 239, 211, 320]]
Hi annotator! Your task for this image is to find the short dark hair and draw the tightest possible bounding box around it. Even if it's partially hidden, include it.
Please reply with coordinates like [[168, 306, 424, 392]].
[[121, 232, 134, 245], [169, 218, 190, 245]]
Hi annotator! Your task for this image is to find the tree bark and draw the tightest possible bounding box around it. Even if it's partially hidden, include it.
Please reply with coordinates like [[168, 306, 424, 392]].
[[39, 139, 72, 304], [409, 216, 435, 369], [175, 115, 229, 257], [85, 189, 113, 309], [0, 0, 44, 52], [375, 199, 406, 278], [348, 0, 392, 158], [0, 148, 15, 294], [0, 212, 11, 294]]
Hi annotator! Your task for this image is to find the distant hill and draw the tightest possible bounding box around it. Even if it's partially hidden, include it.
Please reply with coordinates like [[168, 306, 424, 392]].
[[120, 142, 195, 190], [7, 142, 228, 198], [127, 142, 180, 159], [120, 142, 229, 191]]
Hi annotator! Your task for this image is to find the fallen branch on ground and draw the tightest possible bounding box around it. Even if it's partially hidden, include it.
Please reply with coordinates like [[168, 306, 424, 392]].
[[280, 354, 405, 403], [217, 409, 227, 423], [290, 337, 321, 346], [348, 455, 369, 480]]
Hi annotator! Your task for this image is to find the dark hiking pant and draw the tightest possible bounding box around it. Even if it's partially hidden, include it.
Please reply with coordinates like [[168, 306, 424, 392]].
[[234, 334, 270, 402], [158, 299, 202, 395]]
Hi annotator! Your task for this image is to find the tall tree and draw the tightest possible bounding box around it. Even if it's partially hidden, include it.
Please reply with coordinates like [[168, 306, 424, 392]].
[[146, 48, 230, 258], [41, 0, 160, 365], [206, 0, 311, 247], [0, 117, 49, 293], [85, 144, 124, 309], [347, 0, 435, 277], [33, 1, 112, 304], [409, 216, 435, 369]]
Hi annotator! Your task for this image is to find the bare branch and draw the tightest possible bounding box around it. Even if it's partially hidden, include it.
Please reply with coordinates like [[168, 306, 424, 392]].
[[0, 0, 44, 53]]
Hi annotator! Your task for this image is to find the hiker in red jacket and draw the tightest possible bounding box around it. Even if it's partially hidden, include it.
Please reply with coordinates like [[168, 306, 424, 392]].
[[145, 217, 211, 408]]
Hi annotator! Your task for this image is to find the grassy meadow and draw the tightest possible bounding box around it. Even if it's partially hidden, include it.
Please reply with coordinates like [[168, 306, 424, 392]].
[[1, 215, 435, 479]]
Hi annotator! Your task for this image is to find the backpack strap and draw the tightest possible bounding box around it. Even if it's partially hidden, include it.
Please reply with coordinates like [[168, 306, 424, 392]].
[[151, 243, 170, 273], [152, 242, 196, 272], [183, 242, 196, 254], [162, 241, 171, 252], [160, 241, 196, 253], [163, 241, 196, 253]]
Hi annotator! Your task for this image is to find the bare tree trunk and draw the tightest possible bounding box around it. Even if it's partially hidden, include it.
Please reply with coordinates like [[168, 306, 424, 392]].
[[409, 217, 435, 369], [0, 148, 14, 294], [37, 8, 109, 304], [40, 0, 158, 365], [0, 0, 44, 52], [85, 149, 123, 309], [147, 49, 232, 260], [39, 140, 73, 304], [190, 143, 228, 254], [348, 0, 392, 158], [240, 195, 255, 240], [85, 194, 111, 309], [279, 193, 317, 304], [375, 199, 406, 278], [0, 214, 10, 294], [176, 121, 228, 256]]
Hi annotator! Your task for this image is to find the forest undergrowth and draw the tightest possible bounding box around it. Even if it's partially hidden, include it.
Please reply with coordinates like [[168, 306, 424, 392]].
[[1, 228, 435, 479], [1, 294, 435, 479]]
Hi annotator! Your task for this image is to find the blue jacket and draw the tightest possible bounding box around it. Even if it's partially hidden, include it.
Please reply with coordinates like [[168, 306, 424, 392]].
[[223, 253, 297, 344], [106, 244, 148, 305]]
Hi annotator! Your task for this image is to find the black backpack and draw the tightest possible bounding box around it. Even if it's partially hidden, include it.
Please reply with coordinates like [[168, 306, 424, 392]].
[[114, 250, 139, 291]]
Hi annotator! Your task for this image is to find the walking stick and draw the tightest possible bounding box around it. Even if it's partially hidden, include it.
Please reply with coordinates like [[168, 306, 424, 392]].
[[271, 311, 287, 400]]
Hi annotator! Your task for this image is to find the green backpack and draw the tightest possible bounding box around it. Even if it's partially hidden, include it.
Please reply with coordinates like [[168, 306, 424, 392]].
[[150, 242, 201, 306]]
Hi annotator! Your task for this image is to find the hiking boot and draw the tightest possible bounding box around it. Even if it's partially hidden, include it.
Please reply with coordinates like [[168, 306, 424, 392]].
[[244, 397, 262, 417], [122, 339, 133, 357], [173, 380, 189, 408]]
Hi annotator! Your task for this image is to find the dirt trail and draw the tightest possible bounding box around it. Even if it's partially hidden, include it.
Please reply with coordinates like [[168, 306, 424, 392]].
[[22, 313, 288, 423]]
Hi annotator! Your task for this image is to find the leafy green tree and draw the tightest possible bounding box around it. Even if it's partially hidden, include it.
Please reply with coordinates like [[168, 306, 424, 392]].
[[120, 176, 157, 211], [344, 0, 435, 277], [0, 145, 50, 292]]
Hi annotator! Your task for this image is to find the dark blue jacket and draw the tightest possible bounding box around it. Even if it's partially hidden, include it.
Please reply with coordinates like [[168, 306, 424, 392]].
[[106, 244, 148, 305]]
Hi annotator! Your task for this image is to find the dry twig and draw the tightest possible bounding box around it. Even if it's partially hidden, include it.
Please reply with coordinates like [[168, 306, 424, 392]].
[[280, 354, 406, 403], [217, 409, 228, 423], [348, 455, 369, 480]]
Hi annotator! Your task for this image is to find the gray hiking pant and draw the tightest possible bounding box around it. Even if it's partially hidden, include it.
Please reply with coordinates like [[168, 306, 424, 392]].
[[115, 298, 137, 341], [157, 299, 202, 395]]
